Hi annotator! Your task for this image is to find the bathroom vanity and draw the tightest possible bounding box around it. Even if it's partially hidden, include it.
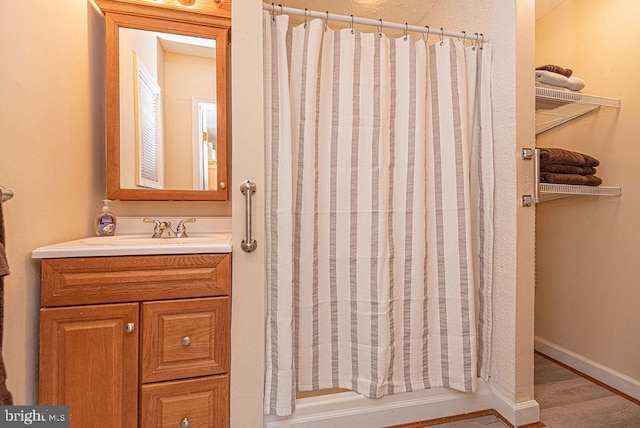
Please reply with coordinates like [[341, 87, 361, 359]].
[[33, 231, 232, 428]]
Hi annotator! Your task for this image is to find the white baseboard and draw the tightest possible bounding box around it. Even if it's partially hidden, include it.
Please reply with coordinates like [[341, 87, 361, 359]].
[[535, 336, 640, 401], [491, 387, 540, 427], [264, 380, 493, 428]]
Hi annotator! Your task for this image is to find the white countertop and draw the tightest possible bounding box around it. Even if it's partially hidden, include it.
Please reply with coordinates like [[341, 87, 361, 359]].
[[32, 233, 233, 258], [31, 217, 233, 259]]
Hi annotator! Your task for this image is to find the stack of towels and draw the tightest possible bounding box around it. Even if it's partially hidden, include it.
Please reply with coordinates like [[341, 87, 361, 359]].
[[535, 64, 586, 92], [539, 148, 602, 186]]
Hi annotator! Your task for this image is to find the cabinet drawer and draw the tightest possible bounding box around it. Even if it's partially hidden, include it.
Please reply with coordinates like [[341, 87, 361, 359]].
[[41, 254, 231, 307], [142, 297, 230, 383], [141, 375, 229, 428]]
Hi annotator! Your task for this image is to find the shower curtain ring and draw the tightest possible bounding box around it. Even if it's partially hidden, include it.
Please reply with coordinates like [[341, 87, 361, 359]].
[[271, 2, 275, 21], [378, 19, 383, 38], [460, 30, 466, 44], [324, 11, 329, 32], [479, 33, 484, 49], [304, 8, 308, 28], [423, 25, 430, 43], [350, 14, 354, 34], [439, 27, 444, 45], [279, 4, 283, 15], [404, 23, 408, 41]]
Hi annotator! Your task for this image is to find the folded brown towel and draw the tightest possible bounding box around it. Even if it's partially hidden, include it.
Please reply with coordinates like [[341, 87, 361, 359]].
[[539, 148, 600, 167], [540, 164, 597, 175], [540, 172, 602, 186], [536, 64, 573, 77]]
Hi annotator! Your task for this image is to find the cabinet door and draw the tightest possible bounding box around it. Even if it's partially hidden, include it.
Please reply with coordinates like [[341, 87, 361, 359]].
[[141, 375, 229, 428], [142, 297, 230, 383], [39, 303, 139, 428]]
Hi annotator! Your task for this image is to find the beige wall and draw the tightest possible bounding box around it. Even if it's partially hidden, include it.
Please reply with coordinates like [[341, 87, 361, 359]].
[[0, 0, 228, 405], [0, 0, 105, 403], [535, 0, 640, 380], [229, 2, 266, 426]]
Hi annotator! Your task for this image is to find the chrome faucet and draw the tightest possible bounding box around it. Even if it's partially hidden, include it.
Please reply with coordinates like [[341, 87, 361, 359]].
[[143, 218, 196, 238], [143, 218, 177, 238]]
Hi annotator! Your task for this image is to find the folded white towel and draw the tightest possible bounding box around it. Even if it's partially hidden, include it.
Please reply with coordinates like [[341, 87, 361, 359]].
[[535, 82, 572, 92], [535, 70, 585, 91]]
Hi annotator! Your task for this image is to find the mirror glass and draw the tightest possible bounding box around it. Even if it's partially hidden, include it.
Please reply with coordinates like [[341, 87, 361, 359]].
[[101, 8, 229, 201], [118, 28, 219, 192]]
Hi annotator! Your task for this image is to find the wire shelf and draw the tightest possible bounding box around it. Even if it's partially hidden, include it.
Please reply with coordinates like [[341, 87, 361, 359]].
[[535, 87, 621, 108], [539, 183, 621, 202]]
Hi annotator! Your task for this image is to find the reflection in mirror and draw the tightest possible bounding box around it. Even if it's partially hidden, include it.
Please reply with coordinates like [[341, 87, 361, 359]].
[[119, 28, 217, 191]]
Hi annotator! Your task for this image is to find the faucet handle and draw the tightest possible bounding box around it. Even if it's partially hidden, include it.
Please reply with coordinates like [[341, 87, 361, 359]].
[[143, 218, 162, 238], [176, 218, 196, 238]]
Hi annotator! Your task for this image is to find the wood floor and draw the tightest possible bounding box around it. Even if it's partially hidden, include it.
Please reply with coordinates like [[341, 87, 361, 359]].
[[534, 353, 640, 427], [427, 353, 640, 427]]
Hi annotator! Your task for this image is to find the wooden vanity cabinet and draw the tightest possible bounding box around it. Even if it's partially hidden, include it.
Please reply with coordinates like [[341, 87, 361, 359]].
[[38, 253, 231, 428]]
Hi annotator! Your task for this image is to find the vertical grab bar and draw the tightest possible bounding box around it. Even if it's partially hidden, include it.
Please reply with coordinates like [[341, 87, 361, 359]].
[[240, 180, 258, 253]]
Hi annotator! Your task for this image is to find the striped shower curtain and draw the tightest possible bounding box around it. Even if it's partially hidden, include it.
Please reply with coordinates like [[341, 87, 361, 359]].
[[264, 14, 494, 417]]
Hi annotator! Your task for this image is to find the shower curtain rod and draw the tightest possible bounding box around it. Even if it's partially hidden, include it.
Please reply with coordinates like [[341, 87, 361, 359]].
[[263, 3, 490, 43]]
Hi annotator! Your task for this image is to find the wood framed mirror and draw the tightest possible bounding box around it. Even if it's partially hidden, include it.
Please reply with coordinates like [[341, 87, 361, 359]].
[[96, 0, 230, 201]]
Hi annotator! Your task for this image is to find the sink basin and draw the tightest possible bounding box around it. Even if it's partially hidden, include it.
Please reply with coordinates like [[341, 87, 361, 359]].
[[32, 233, 233, 258]]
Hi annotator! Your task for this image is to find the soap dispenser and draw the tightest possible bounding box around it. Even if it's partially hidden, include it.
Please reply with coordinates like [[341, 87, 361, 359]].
[[95, 199, 117, 236]]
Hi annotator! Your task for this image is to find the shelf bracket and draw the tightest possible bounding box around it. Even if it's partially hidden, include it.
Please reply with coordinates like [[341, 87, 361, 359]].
[[521, 148, 540, 207]]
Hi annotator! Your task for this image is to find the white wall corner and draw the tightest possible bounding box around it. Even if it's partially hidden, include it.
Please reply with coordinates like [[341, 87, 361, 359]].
[[535, 337, 640, 401], [491, 387, 540, 427]]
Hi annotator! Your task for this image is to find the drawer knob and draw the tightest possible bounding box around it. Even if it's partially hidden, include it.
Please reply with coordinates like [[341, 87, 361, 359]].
[[181, 417, 190, 428], [124, 323, 135, 333], [181, 336, 191, 346]]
